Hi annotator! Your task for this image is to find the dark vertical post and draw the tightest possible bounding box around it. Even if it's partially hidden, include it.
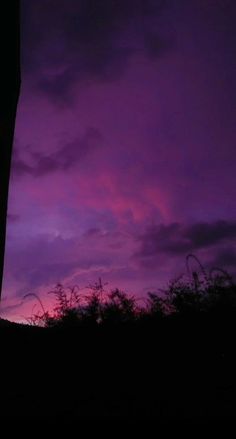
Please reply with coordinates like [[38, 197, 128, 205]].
[[0, 2, 21, 299]]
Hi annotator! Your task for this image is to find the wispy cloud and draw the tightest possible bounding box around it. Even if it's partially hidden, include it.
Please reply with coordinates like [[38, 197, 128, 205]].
[[12, 127, 103, 177]]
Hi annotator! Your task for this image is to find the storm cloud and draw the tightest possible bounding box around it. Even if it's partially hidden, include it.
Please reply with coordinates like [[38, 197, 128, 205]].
[[136, 220, 236, 261], [21, 0, 168, 103]]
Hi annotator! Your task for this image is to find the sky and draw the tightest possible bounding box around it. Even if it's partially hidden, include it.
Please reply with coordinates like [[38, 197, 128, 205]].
[[1, 0, 236, 322]]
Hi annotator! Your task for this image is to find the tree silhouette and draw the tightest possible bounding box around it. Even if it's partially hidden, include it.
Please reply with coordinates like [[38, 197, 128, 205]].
[[0, 2, 21, 298]]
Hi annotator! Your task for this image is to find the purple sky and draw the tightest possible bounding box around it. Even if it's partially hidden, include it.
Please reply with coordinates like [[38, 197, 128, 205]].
[[1, 0, 236, 322]]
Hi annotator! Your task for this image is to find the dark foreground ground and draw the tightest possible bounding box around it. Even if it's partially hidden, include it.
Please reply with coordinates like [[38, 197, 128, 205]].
[[0, 315, 236, 422]]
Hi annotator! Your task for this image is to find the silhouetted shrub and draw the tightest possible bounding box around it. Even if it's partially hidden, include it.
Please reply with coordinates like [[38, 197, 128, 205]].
[[25, 256, 236, 328], [164, 261, 236, 317], [102, 289, 137, 325], [164, 275, 205, 315], [147, 292, 167, 316]]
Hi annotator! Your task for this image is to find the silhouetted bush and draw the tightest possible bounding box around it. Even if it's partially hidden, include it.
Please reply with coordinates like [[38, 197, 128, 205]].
[[146, 292, 167, 317], [25, 255, 236, 328], [102, 289, 137, 325], [164, 266, 236, 317]]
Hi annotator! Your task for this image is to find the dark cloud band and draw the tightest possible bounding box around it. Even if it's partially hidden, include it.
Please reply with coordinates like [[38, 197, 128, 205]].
[[136, 220, 236, 259], [21, 0, 167, 104]]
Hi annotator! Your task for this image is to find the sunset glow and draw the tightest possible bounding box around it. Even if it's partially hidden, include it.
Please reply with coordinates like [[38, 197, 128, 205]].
[[1, 0, 236, 322]]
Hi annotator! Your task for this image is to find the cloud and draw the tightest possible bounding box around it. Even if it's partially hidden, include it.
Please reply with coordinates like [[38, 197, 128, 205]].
[[184, 220, 236, 248], [21, 0, 168, 103], [5, 233, 81, 290], [11, 127, 102, 177], [11, 149, 34, 177], [212, 247, 236, 269], [4, 224, 133, 294], [135, 220, 236, 262]]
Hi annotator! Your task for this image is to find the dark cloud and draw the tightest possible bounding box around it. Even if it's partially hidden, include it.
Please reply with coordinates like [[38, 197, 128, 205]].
[[135, 220, 236, 261], [184, 221, 236, 248], [12, 127, 102, 177], [21, 0, 168, 103], [11, 149, 34, 177], [212, 247, 236, 269], [136, 223, 188, 259]]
